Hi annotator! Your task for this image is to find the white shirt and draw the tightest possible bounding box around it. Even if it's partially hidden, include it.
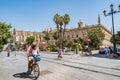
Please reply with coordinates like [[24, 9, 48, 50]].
[[32, 50, 38, 55]]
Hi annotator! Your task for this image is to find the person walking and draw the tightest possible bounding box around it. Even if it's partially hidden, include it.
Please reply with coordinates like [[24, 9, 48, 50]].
[[58, 48, 63, 59], [7, 48, 11, 57], [108, 47, 113, 57], [104, 47, 109, 57], [13, 47, 17, 56], [63, 47, 66, 54]]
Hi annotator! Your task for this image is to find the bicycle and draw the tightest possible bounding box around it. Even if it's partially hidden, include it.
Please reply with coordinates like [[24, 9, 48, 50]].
[[28, 55, 40, 79]]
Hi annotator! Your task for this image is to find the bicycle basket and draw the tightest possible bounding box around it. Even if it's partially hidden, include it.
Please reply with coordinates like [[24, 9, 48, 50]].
[[34, 56, 41, 62]]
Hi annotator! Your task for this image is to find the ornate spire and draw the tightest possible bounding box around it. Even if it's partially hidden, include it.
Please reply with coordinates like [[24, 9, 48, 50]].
[[50, 26, 52, 33], [98, 14, 101, 25]]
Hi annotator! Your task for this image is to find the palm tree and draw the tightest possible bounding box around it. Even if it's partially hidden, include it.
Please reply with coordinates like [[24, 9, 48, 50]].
[[58, 16, 64, 48], [63, 14, 70, 39], [58, 16, 64, 27], [53, 13, 60, 32]]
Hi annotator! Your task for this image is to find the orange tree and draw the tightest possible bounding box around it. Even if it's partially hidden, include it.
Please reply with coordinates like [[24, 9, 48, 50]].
[[88, 28, 105, 49]]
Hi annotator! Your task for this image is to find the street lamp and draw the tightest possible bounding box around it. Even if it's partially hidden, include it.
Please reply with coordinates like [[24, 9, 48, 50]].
[[103, 4, 120, 54], [119, 5, 120, 10]]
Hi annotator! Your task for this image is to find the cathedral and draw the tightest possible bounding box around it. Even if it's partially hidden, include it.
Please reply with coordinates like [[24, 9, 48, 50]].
[[13, 15, 113, 49]]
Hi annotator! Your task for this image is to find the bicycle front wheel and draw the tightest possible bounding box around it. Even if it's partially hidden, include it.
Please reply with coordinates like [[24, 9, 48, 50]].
[[33, 63, 40, 79]]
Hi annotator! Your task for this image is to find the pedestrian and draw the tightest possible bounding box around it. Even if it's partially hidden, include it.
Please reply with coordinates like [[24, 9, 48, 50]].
[[7, 48, 11, 57], [63, 47, 66, 54], [58, 48, 63, 59], [13, 47, 17, 56], [108, 47, 113, 57], [104, 47, 109, 57]]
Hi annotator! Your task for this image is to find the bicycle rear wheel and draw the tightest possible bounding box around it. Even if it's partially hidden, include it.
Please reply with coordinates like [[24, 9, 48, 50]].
[[33, 63, 40, 79]]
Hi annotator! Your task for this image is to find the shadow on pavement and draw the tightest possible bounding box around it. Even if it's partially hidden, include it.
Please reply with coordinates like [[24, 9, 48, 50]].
[[92, 53, 120, 60], [13, 72, 35, 80], [92, 54, 107, 58]]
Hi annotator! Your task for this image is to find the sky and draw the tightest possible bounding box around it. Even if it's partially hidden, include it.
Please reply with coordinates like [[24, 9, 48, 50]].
[[0, 0, 120, 33]]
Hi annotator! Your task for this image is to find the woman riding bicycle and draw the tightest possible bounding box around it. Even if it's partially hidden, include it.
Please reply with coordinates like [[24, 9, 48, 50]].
[[26, 42, 40, 73]]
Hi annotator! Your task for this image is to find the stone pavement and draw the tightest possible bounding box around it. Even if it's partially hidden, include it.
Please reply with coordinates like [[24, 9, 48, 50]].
[[0, 51, 120, 80]]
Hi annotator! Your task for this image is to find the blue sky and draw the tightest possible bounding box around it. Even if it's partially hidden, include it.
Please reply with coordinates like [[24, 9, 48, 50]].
[[0, 0, 120, 33]]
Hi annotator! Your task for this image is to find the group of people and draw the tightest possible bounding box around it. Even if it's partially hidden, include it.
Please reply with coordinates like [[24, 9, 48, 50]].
[[6, 47, 16, 57], [104, 47, 113, 57]]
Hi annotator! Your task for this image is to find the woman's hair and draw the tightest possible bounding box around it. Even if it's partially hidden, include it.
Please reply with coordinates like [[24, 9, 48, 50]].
[[31, 44, 37, 49]]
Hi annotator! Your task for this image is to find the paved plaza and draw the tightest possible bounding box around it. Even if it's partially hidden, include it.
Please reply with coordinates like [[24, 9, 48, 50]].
[[0, 51, 120, 80]]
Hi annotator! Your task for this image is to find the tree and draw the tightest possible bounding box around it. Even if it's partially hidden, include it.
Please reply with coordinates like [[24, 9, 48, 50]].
[[26, 36, 35, 45], [53, 30, 59, 40], [63, 14, 70, 39], [53, 13, 60, 32], [110, 31, 120, 45], [0, 22, 12, 50], [66, 39, 74, 49], [53, 13, 70, 48], [44, 32, 50, 43], [88, 28, 105, 49], [58, 16, 64, 48], [58, 16, 64, 27], [74, 38, 82, 44]]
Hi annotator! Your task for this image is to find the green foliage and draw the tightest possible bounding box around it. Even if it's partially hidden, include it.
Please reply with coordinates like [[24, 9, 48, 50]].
[[53, 30, 59, 40], [74, 38, 82, 44], [58, 16, 63, 27], [63, 14, 70, 38], [71, 44, 76, 50], [110, 31, 120, 45], [53, 13, 60, 26], [67, 35, 71, 39], [44, 32, 50, 43], [0, 22, 12, 50], [66, 39, 74, 48], [63, 14, 70, 25], [54, 13, 70, 39], [47, 44, 58, 52], [53, 13, 70, 48], [26, 36, 35, 45], [88, 28, 105, 49], [54, 13, 60, 31]]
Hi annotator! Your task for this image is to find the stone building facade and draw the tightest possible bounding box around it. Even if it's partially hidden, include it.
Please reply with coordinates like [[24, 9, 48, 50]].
[[13, 28, 45, 45], [64, 15, 113, 47]]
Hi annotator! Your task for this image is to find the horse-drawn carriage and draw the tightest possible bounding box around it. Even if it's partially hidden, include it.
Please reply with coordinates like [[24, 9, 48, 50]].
[[81, 45, 92, 56]]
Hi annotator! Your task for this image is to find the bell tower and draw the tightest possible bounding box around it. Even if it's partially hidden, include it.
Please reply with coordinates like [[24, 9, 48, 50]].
[[98, 14, 101, 25], [78, 21, 83, 28]]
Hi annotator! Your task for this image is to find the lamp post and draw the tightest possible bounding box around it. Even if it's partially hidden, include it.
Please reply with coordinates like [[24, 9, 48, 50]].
[[103, 4, 120, 54]]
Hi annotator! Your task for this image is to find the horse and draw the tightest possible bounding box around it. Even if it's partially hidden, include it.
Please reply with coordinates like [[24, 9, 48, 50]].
[[81, 46, 92, 56]]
